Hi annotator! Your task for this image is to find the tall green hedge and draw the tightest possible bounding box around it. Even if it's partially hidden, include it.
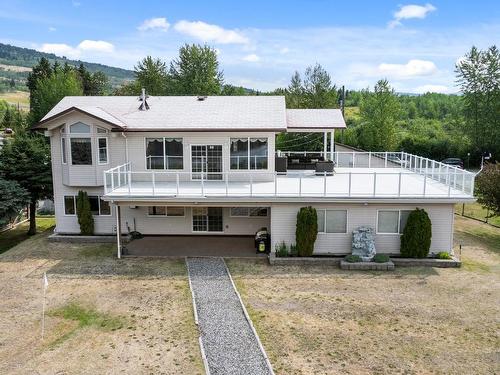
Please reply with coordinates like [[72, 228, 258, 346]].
[[76, 190, 94, 235], [400, 208, 432, 258], [296, 206, 318, 257]]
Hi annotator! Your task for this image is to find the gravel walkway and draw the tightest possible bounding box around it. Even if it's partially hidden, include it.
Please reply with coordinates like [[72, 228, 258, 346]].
[[186, 257, 273, 375]]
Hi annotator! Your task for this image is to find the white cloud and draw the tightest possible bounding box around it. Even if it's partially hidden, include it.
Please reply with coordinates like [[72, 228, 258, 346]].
[[138, 17, 170, 32], [77, 40, 115, 53], [174, 20, 249, 44], [242, 53, 260, 62], [378, 59, 437, 78], [279, 47, 289, 54], [412, 84, 450, 94], [48, 26, 56, 32], [389, 3, 436, 28], [72, 1, 81, 7], [39, 43, 80, 58], [37, 40, 114, 58]]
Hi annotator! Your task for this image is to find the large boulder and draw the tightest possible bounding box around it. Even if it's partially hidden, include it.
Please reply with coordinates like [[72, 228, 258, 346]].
[[352, 226, 376, 261]]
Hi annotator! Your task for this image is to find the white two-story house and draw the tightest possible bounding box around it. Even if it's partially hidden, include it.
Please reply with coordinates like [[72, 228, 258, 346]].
[[33, 94, 475, 258]]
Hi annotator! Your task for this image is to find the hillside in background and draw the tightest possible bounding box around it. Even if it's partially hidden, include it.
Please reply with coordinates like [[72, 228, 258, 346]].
[[0, 43, 134, 92]]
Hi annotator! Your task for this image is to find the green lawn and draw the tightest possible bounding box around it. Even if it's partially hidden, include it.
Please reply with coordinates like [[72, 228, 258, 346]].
[[455, 202, 500, 227], [0, 216, 55, 254]]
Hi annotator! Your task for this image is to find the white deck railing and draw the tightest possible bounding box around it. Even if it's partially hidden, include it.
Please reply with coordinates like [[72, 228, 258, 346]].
[[103, 152, 475, 199]]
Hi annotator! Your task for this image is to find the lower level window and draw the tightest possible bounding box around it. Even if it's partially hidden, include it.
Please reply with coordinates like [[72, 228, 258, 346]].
[[148, 206, 185, 217], [64, 195, 110, 216], [317, 210, 348, 233], [377, 210, 412, 234], [230, 207, 268, 217], [64, 196, 76, 215]]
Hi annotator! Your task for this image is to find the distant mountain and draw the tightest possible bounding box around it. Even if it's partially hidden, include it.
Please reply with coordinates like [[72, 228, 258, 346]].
[[0, 43, 135, 90]]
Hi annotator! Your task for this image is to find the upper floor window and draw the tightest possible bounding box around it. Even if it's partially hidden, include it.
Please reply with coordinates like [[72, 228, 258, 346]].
[[70, 122, 91, 133], [96, 127, 107, 133], [71, 138, 92, 165], [146, 138, 183, 170], [98, 137, 108, 164], [230, 137, 268, 170], [61, 137, 67, 164]]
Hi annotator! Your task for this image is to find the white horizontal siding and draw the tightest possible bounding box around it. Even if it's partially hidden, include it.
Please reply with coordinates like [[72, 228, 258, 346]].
[[270, 203, 454, 255]]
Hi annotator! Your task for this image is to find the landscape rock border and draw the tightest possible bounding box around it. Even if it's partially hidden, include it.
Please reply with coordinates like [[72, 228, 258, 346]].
[[340, 260, 395, 271]]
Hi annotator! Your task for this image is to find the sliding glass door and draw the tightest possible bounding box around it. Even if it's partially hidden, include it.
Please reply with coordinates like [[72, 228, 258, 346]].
[[191, 145, 223, 180]]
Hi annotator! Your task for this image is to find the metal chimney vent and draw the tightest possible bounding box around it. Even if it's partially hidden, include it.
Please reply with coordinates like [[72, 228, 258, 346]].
[[197, 95, 207, 101], [139, 88, 150, 110]]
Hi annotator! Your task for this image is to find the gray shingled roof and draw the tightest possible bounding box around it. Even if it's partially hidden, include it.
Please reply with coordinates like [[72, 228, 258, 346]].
[[38, 96, 287, 131], [36, 95, 346, 131], [286, 109, 346, 129]]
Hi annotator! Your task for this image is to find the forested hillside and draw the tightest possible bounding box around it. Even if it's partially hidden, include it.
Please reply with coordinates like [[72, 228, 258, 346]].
[[0, 43, 134, 92]]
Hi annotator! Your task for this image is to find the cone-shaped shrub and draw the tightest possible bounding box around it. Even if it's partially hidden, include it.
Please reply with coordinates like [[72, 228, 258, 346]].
[[76, 190, 94, 235], [400, 208, 432, 258], [296, 206, 318, 257]]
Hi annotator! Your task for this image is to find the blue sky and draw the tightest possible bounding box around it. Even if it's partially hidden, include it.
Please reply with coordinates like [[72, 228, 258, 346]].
[[1, 0, 499, 92]]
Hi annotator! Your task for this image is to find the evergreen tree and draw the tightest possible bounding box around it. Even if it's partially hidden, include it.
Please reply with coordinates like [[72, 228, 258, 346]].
[[26, 57, 53, 111], [286, 71, 304, 108], [400, 208, 432, 258], [295, 206, 318, 257], [168, 44, 224, 95], [0, 177, 30, 227], [303, 63, 338, 108], [77, 63, 108, 95], [76, 191, 94, 235], [0, 134, 52, 235], [475, 162, 500, 216]]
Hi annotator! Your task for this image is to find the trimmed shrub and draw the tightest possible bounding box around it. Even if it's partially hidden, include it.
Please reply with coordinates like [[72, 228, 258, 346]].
[[372, 254, 390, 263], [400, 208, 432, 258], [296, 206, 318, 257], [275, 241, 288, 257], [436, 251, 452, 260], [289, 244, 298, 257], [76, 190, 94, 235], [345, 254, 362, 263]]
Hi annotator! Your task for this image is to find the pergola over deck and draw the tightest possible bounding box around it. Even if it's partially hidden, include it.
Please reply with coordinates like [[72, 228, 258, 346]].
[[285, 109, 347, 160]]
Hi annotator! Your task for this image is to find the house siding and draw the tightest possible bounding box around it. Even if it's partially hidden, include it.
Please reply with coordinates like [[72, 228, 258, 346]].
[[270, 203, 454, 255]]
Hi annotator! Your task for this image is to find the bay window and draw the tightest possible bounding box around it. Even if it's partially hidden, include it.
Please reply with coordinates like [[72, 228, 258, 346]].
[[146, 138, 183, 170], [230, 137, 268, 170], [71, 138, 92, 165], [98, 137, 108, 164]]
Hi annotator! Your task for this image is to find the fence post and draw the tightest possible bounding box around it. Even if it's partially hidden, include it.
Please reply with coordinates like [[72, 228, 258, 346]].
[[462, 203, 465, 216]]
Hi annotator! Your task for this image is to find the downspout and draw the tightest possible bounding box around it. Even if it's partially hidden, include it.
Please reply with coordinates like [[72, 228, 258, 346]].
[[121, 132, 128, 163]]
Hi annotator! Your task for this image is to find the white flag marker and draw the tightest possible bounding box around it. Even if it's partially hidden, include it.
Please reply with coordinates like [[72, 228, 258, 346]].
[[41, 272, 48, 340]]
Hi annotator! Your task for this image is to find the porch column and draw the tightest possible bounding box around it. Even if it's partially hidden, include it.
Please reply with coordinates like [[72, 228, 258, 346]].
[[115, 204, 122, 259], [323, 132, 328, 161], [330, 129, 335, 161]]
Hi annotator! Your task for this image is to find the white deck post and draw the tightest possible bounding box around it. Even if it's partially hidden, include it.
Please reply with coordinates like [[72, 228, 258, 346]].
[[176, 173, 180, 196], [274, 173, 277, 196], [323, 171, 327, 197], [103, 171, 108, 194], [368, 152, 372, 168], [115, 204, 121, 259], [225, 173, 229, 196], [462, 172, 465, 193], [128, 170, 131, 194], [323, 132, 327, 160], [423, 174, 427, 196], [299, 176, 302, 197], [348, 172, 352, 197], [330, 130, 334, 161], [352, 152, 355, 167], [111, 170, 115, 191], [384, 152, 388, 168], [398, 172, 402, 197], [250, 174, 253, 196], [118, 167, 121, 186], [152, 171, 155, 196], [201, 172, 204, 196], [373, 172, 377, 196]]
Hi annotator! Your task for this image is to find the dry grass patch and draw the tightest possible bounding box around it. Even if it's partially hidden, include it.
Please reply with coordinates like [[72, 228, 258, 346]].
[[0, 230, 203, 375], [228, 216, 500, 375]]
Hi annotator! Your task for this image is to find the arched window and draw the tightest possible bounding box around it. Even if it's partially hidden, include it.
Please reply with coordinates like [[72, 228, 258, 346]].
[[70, 122, 91, 133]]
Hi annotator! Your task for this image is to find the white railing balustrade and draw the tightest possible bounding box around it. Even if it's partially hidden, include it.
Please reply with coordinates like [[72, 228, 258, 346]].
[[104, 151, 475, 198]]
